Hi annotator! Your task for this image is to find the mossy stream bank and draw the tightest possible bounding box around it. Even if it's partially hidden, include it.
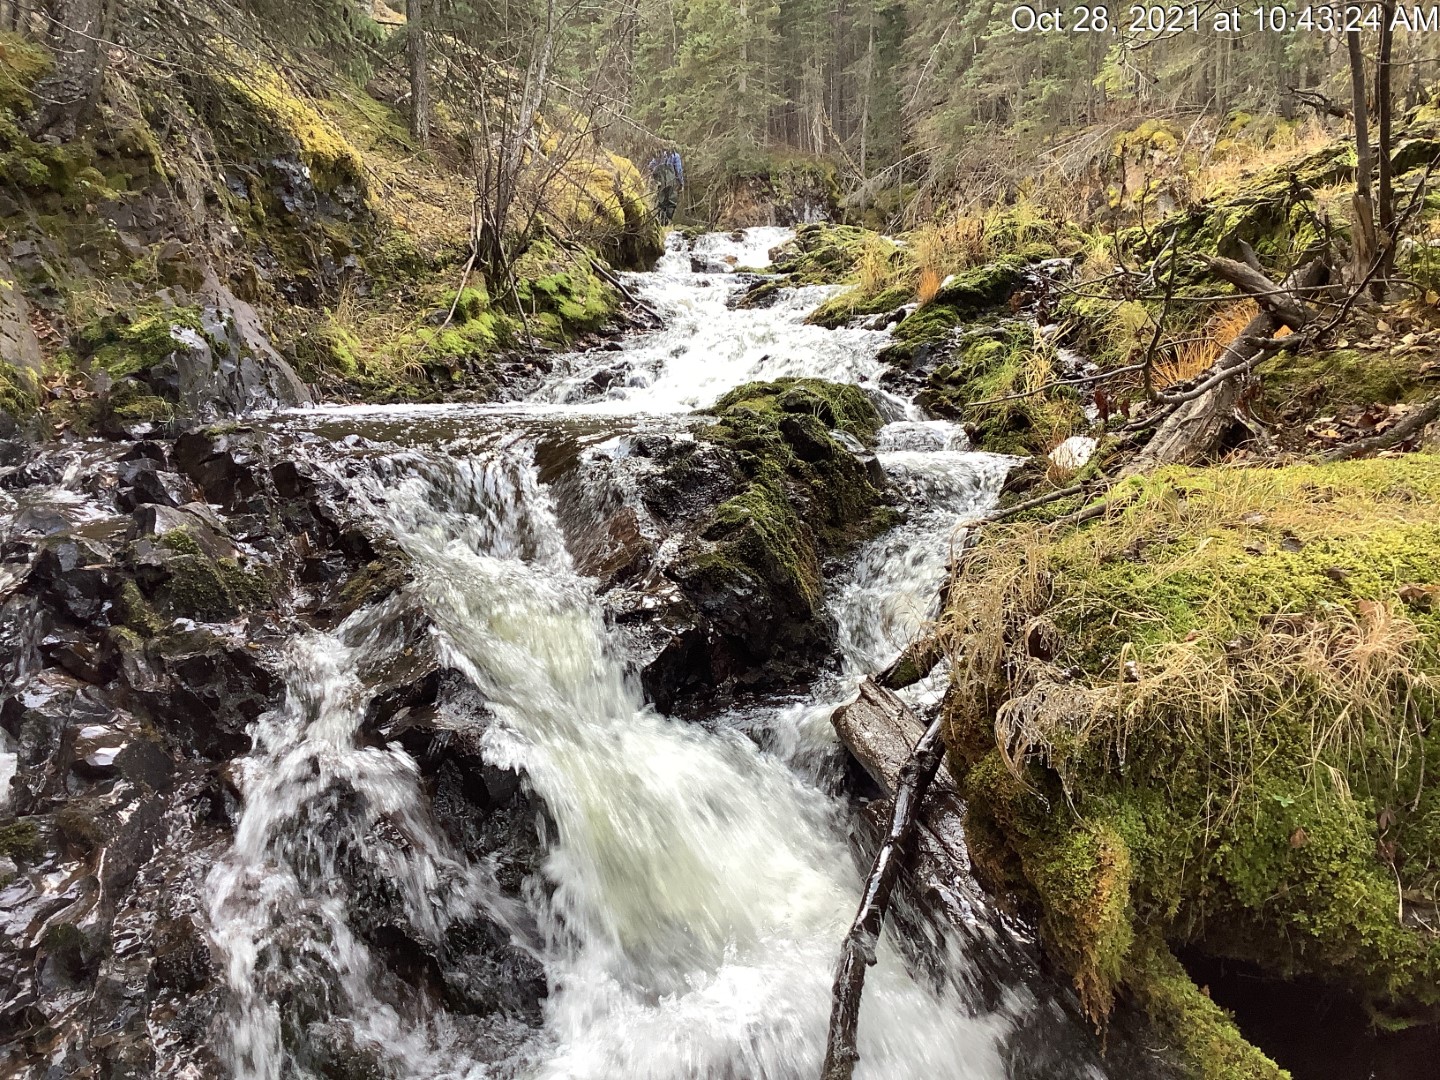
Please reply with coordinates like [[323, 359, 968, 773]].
[[0, 29, 663, 438]]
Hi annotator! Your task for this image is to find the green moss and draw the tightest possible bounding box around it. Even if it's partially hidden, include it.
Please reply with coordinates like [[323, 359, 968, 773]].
[[0, 818, 43, 862], [1267, 347, 1434, 423], [808, 281, 912, 329], [879, 257, 1032, 365], [114, 578, 164, 636], [80, 305, 205, 379], [686, 378, 894, 615], [0, 33, 51, 112], [1130, 938, 1290, 1080], [0, 359, 40, 420], [705, 378, 884, 445], [1148, 142, 1352, 271], [210, 56, 366, 193], [768, 223, 897, 285], [944, 457, 1440, 1064], [153, 531, 270, 619], [913, 322, 1084, 453], [512, 238, 620, 339], [551, 151, 665, 271]]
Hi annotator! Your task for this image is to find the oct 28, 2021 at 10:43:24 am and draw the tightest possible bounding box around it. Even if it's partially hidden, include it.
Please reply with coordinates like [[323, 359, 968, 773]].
[[1008, 2, 1440, 32]]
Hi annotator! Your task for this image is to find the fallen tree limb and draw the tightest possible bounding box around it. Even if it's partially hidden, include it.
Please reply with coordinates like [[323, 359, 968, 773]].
[[586, 255, 665, 327], [1322, 395, 1440, 461], [1122, 258, 1327, 476], [821, 702, 948, 1080], [877, 634, 945, 691], [1207, 257, 1317, 328]]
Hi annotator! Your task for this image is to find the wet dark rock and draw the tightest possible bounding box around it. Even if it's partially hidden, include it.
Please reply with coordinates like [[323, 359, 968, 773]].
[[126, 627, 282, 759], [3, 422, 559, 1073], [304, 1021, 401, 1080], [172, 427, 267, 512], [131, 503, 238, 560], [690, 253, 735, 274], [40, 627, 110, 684], [115, 457, 200, 510], [1, 671, 115, 811], [27, 535, 121, 624], [149, 915, 213, 995]]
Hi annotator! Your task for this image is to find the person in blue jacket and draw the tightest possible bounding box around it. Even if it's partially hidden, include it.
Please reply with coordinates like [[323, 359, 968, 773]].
[[647, 146, 685, 224]]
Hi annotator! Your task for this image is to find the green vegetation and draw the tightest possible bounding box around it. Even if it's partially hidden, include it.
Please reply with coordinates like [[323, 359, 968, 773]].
[[879, 258, 1032, 365], [686, 378, 894, 613], [146, 530, 273, 621], [943, 459, 1440, 1076], [0, 817, 43, 862], [913, 324, 1085, 454]]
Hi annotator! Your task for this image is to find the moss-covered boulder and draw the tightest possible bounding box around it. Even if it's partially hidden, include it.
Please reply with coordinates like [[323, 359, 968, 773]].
[[768, 223, 898, 284], [671, 378, 894, 686], [1143, 141, 1353, 269], [898, 320, 1085, 456], [878, 257, 1031, 366], [942, 457, 1440, 1078]]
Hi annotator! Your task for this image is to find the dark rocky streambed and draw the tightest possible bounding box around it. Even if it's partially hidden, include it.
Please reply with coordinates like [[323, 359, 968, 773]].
[[4, 230, 1140, 1079]]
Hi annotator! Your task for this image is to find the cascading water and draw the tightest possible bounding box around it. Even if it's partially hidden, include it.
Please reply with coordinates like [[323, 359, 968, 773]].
[[206, 229, 1111, 1079]]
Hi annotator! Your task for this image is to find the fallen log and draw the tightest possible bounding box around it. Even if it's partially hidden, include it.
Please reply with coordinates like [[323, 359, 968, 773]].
[[821, 682, 953, 1080], [877, 634, 945, 691], [1323, 394, 1440, 461], [1123, 258, 1328, 476]]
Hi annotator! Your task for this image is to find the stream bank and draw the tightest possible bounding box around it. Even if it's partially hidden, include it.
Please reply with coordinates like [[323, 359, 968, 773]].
[[1, 229, 1137, 1079]]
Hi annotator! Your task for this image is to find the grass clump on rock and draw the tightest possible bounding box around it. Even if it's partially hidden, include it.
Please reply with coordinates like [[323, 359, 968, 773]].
[[941, 457, 1440, 1079]]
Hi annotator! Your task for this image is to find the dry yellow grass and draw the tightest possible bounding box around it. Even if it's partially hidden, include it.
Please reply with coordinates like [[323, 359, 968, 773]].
[[916, 266, 943, 306], [1195, 116, 1333, 201], [856, 236, 895, 296]]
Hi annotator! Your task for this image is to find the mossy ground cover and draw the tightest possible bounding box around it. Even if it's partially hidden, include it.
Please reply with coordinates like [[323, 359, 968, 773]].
[[943, 457, 1440, 1078], [899, 317, 1086, 456], [0, 31, 658, 418]]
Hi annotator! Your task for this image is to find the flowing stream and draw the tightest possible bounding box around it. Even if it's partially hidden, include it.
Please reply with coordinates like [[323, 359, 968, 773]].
[[204, 230, 1111, 1079]]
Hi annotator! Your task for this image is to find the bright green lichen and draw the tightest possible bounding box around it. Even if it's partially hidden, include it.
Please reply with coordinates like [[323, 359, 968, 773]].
[[79, 305, 206, 379]]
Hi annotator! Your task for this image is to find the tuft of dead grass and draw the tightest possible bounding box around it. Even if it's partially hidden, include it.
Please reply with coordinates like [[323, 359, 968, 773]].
[[943, 458, 1440, 836]]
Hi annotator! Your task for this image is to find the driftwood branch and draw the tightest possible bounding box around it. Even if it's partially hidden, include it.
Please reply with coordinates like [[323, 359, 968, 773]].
[[821, 707, 948, 1080], [1323, 395, 1440, 461]]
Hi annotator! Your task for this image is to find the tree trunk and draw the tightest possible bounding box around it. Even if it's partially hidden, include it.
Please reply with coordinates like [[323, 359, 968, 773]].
[[1375, 1, 1396, 299], [1347, 29, 1378, 285], [407, 0, 431, 148], [857, 21, 873, 179], [32, 0, 109, 138]]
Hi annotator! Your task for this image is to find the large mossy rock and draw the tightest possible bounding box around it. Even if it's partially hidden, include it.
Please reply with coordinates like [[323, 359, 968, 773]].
[[653, 378, 894, 697], [878, 257, 1031, 367], [767, 222, 897, 284], [942, 457, 1440, 1078]]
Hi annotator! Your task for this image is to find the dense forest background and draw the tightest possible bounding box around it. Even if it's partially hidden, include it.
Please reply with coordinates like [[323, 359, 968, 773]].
[[20, 0, 1440, 225]]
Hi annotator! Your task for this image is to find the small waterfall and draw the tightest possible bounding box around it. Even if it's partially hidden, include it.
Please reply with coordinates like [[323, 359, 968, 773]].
[[209, 228, 1112, 1079]]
